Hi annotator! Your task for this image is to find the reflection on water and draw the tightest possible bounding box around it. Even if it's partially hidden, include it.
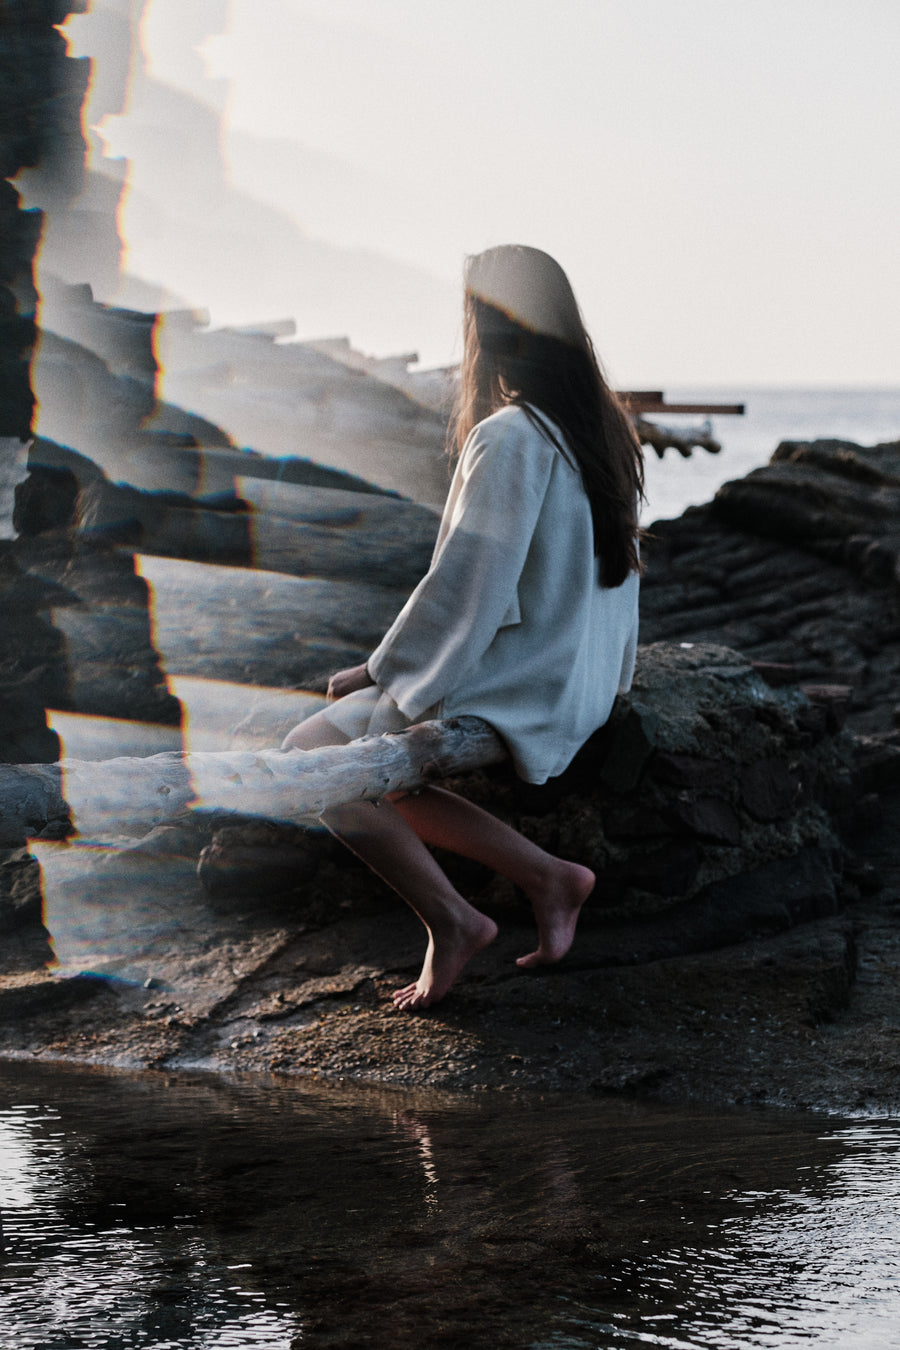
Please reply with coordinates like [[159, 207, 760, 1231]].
[[1, 1064, 899, 1348], [573, 1123, 900, 1348]]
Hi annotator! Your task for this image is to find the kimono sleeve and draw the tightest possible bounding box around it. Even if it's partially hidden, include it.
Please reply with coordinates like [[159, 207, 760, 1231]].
[[367, 416, 555, 719]]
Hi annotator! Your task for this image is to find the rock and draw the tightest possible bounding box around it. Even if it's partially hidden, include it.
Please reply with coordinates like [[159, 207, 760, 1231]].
[[666, 796, 742, 846], [0, 848, 43, 932], [30, 830, 295, 990], [712, 440, 900, 587], [11, 533, 182, 725], [0, 5, 70, 442], [603, 799, 671, 841], [156, 309, 450, 507], [0, 5, 81, 766], [3, 11, 899, 1102], [690, 845, 841, 940], [438, 642, 859, 944], [592, 845, 842, 964], [771, 438, 900, 486], [0, 761, 68, 850], [13, 463, 80, 535], [133, 553, 411, 691], [0, 180, 39, 439], [751, 660, 802, 688], [851, 732, 900, 794], [606, 838, 701, 899], [0, 545, 71, 764], [641, 438, 900, 739], [0, 642, 857, 958], [76, 475, 439, 588], [739, 758, 798, 822], [197, 821, 324, 905], [652, 753, 734, 792], [597, 701, 660, 792], [799, 684, 853, 731]]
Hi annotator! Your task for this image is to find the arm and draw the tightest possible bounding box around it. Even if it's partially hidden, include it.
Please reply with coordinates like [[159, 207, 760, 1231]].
[[327, 662, 375, 700], [367, 414, 555, 718]]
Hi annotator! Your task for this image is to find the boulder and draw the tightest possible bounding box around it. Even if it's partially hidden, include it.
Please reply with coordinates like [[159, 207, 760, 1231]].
[[0, 847, 43, 932], [75, 476, 438, 588], [11, 532, 181, 725], [449, 643, 863, 947], [712, 441, 900, 587], [641, 438, 900, 738], [197, 821, 324, 906]]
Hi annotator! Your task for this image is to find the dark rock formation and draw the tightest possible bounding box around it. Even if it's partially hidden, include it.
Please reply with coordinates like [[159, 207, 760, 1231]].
[[0, 176, 40, 440], [0, 0, 87, 441], [197, 820, 324, 906], [440, 642, 862, 961], [0, 546, 69, 763], [12, 532, 181, 725], [0, 846, 43, 932], [74, 474, 438, 586], [1, 1, 95, 774], [641, 438, 900, 738], [132, 552, 411, 691], [715, 439, 900, 588], [9, 433, 180, 731]]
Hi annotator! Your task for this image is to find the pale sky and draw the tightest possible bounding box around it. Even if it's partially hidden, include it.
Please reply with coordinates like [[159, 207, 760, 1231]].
[[94, 0, 899, 384]]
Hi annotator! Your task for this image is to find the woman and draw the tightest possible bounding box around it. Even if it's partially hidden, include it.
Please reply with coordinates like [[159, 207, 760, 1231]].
[[284, 244, 644, 1011]]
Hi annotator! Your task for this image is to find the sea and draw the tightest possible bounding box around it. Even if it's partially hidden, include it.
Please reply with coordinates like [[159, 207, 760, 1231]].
[[639, 386, 900, 525], [4, 1062, 900, 1350]]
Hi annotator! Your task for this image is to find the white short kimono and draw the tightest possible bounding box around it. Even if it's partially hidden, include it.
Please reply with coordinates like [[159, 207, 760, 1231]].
[[362, 403, 639, 784]]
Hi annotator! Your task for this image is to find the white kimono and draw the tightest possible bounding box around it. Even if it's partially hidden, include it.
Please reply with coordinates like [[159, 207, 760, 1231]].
[[366, 404, 639, 784]]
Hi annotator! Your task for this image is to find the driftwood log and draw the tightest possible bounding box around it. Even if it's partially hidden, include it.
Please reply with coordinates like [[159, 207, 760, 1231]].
[[633, 415, 722, 459], [0, 717, 507, 845]]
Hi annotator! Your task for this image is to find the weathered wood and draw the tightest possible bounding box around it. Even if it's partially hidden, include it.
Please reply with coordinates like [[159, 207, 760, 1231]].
[[634, 415, 722, 459], [631, 400, 745, 416], [0, 717, 507, 844], [622, 392, 745, 415]]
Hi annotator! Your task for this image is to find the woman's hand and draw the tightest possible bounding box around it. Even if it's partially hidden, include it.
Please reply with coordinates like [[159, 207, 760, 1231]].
[[327, 662, 376, 700]]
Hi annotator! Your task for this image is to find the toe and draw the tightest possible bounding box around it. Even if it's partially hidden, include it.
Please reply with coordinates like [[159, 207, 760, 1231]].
[[392, 982, 418, 1003], [394, 984, 433, 1012], [393, 982, 427, 1011]]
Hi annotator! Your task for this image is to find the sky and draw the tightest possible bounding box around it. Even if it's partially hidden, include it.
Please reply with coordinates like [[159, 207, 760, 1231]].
[[85, 0, 899, 385]]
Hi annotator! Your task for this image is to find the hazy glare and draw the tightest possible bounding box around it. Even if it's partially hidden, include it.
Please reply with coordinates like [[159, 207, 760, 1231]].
[[91, 0, 898, 385]]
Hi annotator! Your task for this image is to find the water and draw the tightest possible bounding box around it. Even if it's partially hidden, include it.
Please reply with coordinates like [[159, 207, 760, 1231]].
[[640, 386, 900, 524], [2, 1062, 899, 1349]]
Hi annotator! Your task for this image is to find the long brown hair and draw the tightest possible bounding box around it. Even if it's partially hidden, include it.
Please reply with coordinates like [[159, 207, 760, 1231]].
[[450, 245, 644, 587]]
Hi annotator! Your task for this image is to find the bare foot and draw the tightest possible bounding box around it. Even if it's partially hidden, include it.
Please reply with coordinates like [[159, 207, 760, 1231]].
[[392, 910, 498, 1012], [516, 860, 595, 969]]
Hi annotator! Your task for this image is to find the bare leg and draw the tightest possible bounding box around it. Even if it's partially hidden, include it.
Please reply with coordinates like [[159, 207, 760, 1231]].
[[282, 710, 353, 753], [282, 714, 496, 1009], [323, 798, 497, 1008], [392, 786, 593, 968]]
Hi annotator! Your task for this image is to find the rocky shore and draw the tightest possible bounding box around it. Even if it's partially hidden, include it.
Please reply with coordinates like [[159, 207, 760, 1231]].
[[2, 419, 900, 1113], [5, 0, 898, 1117]]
